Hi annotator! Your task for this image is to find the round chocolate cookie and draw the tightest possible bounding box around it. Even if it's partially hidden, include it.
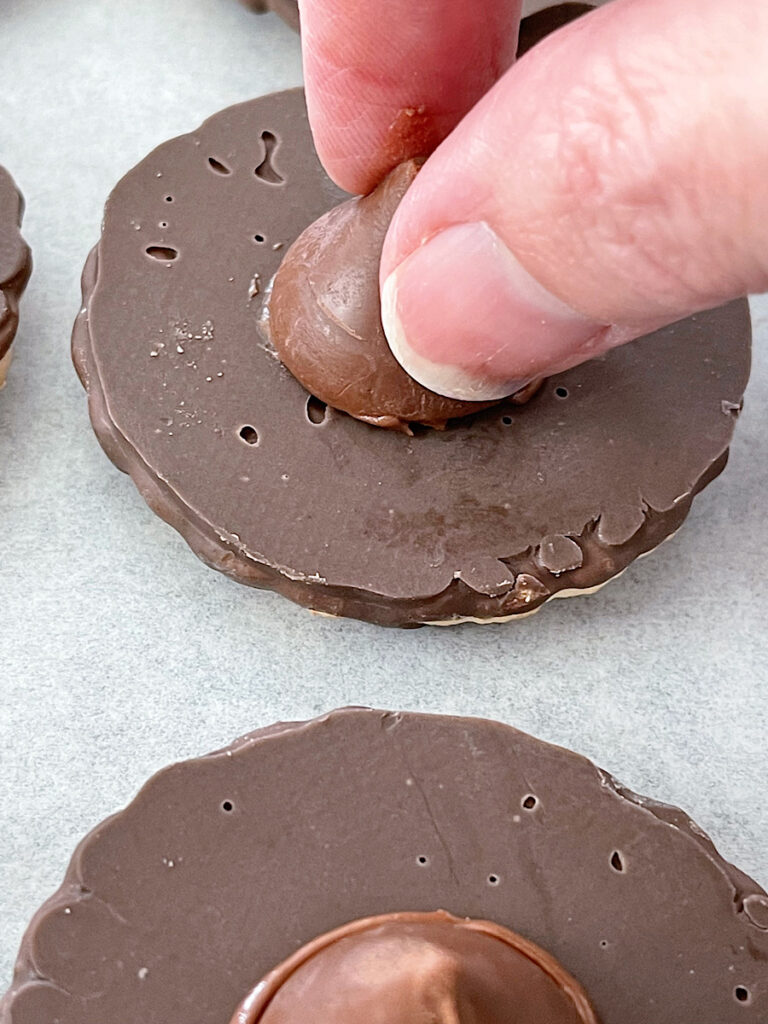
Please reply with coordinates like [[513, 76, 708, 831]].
[[72, 86, 750, 627], [3, 709, 766, 1023], [0, 167, 32, 388]]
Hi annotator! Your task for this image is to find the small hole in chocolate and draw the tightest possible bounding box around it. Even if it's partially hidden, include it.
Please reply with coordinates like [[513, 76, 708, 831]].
[[254, 233, 265, 243], [221, 800, 234, 812], [417, 855, 429, 866], [522, 794, 537, 810], [487, 874, 500, 885], [255, 130, 285, 184], [501, 415, 513, 426], [735, 986, 750, 1004], [208, 156, 231, 175], [159, 221, 168, 229], [600, 940, 608, 948], [610, 850, 625, 873], [555, 386, 569, 399], [164, 195, 174, 202], [239, 425, 259, 445], [145, 246, 178, 261], [306, 395, 327, 425]]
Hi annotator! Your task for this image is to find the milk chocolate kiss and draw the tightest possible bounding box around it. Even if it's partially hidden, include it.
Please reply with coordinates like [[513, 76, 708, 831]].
[[268, 5, 600, 431], [232, 912, 597, 1024], [3, 709, 767, 1024], [0, 167, 32, 386], [270, 161, 535, 432]]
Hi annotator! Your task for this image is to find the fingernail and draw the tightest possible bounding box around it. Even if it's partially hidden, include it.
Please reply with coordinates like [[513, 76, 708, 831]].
[[381, 221, 607, 401]]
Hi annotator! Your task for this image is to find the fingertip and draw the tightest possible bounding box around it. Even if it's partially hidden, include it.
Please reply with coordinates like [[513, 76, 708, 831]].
[[300, 0, 521, 195], [381, 221, 608, 398], [381, 268, 524, 401]]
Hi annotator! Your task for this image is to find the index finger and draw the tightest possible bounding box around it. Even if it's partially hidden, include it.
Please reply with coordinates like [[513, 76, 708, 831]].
[[299, 0, 522, 194]]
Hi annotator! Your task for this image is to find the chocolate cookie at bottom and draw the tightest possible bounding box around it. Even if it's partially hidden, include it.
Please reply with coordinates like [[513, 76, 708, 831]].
[[2, 709, 766, 1024], [0, 167, 32, 387], [72, 86, 750, 627]]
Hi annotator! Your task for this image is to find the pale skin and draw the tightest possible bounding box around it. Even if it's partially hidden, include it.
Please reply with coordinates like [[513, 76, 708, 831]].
[[299, 0, 768, 400]]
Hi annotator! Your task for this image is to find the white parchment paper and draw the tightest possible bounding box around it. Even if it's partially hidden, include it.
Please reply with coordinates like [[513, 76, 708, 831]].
[[1, 0, 766, 985]]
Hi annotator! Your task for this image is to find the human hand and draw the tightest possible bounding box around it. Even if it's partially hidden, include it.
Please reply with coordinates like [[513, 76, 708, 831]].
[[300, 0, 768, 400]]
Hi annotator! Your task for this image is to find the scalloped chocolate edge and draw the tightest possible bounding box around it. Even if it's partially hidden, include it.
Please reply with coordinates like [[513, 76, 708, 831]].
[[2, 708, 767, 1022]]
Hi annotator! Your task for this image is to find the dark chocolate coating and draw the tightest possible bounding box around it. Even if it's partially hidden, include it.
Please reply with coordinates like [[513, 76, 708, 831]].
[[240, 0, 299, 33], [270, 160, 502, 431], [233, 911, 597, 1023], [0, 167, 32, 364], [71, 86, 751, 626], [3, 709, 767, 1024]]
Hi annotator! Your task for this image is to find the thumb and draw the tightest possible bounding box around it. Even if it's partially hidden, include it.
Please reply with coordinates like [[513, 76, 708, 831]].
[[380, 0, 768, 401]]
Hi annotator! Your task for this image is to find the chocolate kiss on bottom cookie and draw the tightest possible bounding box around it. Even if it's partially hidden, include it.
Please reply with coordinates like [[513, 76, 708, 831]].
[[269, 160, 526, 432], [231, 911, 598, 1024], [267, 5, 600, 431], [3, 709, 767, 1024]]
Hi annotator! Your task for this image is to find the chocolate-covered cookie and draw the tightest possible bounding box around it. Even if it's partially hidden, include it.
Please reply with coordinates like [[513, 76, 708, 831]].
[[0, 167, 32, 387], [3, 709, 766, 1023], [72, 84, 750, 626]]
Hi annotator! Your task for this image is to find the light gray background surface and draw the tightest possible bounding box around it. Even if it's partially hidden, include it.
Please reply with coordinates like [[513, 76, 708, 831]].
[[1, 0, 767, 985]]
